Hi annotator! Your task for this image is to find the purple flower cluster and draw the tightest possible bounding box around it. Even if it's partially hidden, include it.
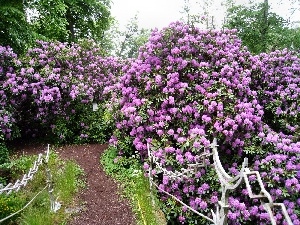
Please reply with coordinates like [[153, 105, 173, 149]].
[[0, 46, 20, 140], [251, 49, 300, 137], [0, 41, 122, 143]]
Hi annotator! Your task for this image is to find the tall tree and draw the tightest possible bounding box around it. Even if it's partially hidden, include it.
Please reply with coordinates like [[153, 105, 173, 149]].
[[179, 0, 217, 29], [224, 1, 299, 54], [0, 0, 112, 55], [0, 0, 34, 54], [104, 15, 150, 58], [29, 0, 112, 43], [29, 0, 68, 42], [261, 0, 269, 52], [65, 0, 111, 43]]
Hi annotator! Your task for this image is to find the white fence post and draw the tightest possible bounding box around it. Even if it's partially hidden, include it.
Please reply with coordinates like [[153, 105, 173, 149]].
[[45, 144, 61, 212]]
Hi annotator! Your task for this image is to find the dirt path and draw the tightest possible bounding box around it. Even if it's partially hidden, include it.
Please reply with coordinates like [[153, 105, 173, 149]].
[[11, 142, 136, 225], [57, 144, 136, 225]]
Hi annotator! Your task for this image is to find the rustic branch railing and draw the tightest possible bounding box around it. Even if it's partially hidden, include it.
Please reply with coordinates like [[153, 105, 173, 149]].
[[0, 145, 61, 223], [147, 138, 293, 225], [0, 153, 44, 195]]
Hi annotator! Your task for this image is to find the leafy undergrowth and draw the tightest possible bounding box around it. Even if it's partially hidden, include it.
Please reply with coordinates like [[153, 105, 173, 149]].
[[0, 149, 85, 225], [100, 145, 166, 225]]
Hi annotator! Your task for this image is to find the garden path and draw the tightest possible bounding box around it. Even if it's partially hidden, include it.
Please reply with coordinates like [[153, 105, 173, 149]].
[[11, 142, 136, 225]]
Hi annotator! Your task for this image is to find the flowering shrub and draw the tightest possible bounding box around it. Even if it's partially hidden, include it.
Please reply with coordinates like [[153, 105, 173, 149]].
[[18, 41, 121, 142], [0, 41, 122, 144], [251, 49, 300, 138], [0, 46, 21, 141], [0, 46, 21, 164], [110, 22, 300, 224]]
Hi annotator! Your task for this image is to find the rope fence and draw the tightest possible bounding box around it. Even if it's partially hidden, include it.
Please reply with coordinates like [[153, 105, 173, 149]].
[[147, 138, 293, 225], [0, 144, 61, 223]]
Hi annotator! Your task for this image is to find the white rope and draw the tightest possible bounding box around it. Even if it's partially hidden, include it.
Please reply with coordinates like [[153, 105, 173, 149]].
[[0, 185, 48, 223], [150, 178, 215, 223], [147, 143, 216, 224]]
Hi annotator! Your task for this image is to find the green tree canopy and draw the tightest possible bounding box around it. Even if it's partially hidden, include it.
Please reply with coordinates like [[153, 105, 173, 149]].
[[0, 0, 34, 54], [224, 1, 300, 54], [29, 0, 112, 43], [0, 0, 112, 54]]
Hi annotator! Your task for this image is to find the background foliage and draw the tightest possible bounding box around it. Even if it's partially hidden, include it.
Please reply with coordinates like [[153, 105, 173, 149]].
[[224, 1, 300, 54], [0, 0, 112, 54]]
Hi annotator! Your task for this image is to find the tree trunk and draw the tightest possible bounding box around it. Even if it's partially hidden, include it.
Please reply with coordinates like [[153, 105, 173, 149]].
[[66, 9, 75, 43], [261, 0, 269, 52]]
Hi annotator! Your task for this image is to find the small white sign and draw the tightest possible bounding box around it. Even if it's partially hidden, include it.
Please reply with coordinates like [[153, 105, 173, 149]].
[[92, 103, 98, 111]]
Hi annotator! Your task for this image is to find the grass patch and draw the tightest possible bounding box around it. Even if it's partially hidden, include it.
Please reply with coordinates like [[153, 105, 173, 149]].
[[100, 145, 166, 225], [0, 148, 85, 225]]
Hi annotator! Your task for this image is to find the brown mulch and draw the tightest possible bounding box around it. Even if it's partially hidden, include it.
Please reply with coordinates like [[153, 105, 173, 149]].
[[9, 142, 136, 225]]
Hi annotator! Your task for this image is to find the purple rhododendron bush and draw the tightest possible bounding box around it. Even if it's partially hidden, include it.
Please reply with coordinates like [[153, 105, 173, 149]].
[[108, 22, 300, 224], [0, 41, 122, 143], [252, 50, 300, 139], [0, 46, 21, 141], [1, 21, 300, 224]]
